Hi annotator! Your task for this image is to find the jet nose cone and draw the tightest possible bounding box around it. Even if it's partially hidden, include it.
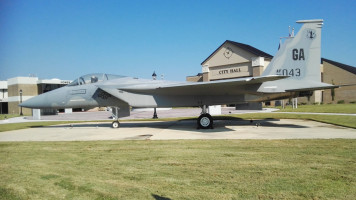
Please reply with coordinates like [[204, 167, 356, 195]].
[[20, 95, 46, 109], [19, 89, 68, 109]]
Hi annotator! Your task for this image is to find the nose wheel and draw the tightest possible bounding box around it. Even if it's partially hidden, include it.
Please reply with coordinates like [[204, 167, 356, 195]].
[[112, 120, 120, 128], [111, 107, 121, 128]]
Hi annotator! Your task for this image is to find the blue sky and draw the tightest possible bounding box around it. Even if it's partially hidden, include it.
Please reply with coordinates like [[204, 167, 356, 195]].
[[1, 0, 355, 81]]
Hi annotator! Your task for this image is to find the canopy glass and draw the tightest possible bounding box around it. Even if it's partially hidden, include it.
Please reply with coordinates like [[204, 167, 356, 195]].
[[68, 73, 125, 86]]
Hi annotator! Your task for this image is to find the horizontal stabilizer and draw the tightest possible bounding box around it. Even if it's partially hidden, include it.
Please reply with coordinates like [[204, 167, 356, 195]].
[[285, 85, 338, 92], [285, 82, 356, 92]]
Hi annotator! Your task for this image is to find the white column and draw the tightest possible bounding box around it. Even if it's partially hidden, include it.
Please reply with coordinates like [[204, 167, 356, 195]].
[[65, 108, 72, 114], [32, 109, 41, 120], [208, 105, 221, 115], [295, 98, 298, 109]]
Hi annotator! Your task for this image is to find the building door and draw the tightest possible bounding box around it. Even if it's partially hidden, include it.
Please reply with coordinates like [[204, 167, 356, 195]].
[[0, 102, 8, 114]]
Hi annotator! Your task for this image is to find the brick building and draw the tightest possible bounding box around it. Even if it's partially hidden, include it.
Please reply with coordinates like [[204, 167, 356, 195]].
[[321, 58, 356, 103]]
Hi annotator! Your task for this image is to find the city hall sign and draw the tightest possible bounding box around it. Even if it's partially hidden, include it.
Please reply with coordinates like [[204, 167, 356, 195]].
[[218, 68, 242, 74], [210, 64, 252, 80]]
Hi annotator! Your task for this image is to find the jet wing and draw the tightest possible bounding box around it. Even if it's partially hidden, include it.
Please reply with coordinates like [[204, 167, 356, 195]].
[[156, 75, 287, 88], [98, 75, 289, 96]]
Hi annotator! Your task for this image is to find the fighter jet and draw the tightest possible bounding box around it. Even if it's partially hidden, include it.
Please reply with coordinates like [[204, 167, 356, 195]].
[[21, 19, 337, 129]]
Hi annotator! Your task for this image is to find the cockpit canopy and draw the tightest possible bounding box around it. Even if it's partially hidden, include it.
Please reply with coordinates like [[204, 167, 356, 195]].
[[68, 73, 125, 86]]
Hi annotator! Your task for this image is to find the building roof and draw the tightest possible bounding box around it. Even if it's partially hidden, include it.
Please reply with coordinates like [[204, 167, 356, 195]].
[[201, 40, 273, 65], [322, 58, 356, 75]]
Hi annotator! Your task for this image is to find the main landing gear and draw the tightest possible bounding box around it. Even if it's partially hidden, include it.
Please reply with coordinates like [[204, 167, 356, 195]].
[[197, 105, 213, 129]]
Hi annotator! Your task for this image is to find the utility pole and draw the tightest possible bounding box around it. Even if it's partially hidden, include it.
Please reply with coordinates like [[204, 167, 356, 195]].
[[19, 89, 23, 115], [152, 71, 158, 119]]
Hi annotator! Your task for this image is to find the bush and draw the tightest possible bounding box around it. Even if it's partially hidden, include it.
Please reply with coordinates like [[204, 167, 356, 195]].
[[337, 100, 345, 104], [350, 101, 356, 104]]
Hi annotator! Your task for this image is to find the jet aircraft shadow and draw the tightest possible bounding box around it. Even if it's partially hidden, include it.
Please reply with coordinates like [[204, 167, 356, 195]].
[[44, 116, 307, 132], [45, 120, 235, 133]]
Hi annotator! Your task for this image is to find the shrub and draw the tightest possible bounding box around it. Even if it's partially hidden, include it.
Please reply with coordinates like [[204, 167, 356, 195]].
[[337, 100, 345, 104]]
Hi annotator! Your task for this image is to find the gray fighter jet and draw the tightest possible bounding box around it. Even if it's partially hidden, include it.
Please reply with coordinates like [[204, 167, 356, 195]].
[[21, 19, 337, 129]]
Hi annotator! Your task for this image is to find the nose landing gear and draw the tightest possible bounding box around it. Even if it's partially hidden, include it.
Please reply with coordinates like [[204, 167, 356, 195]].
[[112, 120, 120, 128], [112, 107, 120, 128]]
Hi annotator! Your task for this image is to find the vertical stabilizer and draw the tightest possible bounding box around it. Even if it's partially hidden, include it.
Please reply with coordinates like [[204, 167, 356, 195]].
[[260, 19, 326, 93]]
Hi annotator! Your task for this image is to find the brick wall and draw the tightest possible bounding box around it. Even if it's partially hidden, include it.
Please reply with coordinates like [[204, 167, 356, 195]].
[[322, 61, 356, 103]]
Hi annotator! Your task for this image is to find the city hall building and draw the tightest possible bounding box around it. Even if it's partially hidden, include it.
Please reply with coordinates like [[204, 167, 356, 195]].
[[187, 40, 273, 83], [187, 40, 356, 106]]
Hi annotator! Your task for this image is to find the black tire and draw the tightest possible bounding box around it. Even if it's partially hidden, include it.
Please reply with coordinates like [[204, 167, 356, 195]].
[[112, 121, 120, 128], [197, 113, 213, 129]]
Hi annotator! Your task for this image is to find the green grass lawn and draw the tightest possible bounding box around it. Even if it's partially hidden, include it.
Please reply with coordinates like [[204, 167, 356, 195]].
[[0, 114, 21, 120], [1, 140, 355, 199], [275, 103, 356, 114]]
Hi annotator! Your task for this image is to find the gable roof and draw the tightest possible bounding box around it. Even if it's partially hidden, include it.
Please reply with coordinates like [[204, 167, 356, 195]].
[[322, 58, 356, 75], [201, 40, 273, 65]]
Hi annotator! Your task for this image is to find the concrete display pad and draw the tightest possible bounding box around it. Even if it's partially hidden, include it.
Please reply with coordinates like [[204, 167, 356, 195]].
[[1, 119, 355, 142]]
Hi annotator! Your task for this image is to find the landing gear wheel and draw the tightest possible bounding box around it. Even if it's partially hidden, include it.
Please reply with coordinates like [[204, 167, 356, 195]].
[[112, 121, 120, 128], [197, 113, 213, 129]]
